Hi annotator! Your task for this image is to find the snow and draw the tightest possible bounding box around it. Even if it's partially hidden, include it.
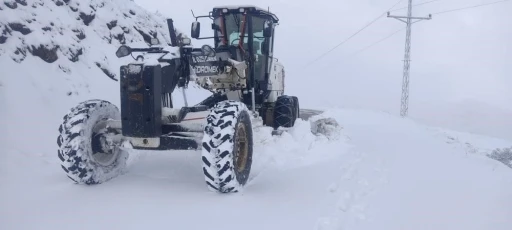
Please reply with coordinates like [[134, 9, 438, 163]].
[[213, 5, 267, 11], [127, 64, 142, 74], [2, 0, 512, 230], [3, 105, 512, 229]]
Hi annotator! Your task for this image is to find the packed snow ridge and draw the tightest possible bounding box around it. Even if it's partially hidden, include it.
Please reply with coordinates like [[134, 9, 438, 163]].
[[0, 0, 179, 81]]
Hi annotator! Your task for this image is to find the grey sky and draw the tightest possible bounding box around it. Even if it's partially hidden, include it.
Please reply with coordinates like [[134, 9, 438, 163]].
[[135, 0, 512, 114]]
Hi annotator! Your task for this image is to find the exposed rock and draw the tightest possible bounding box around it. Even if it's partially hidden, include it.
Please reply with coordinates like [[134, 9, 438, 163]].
[[54, 0, 63, 6], [0, 26, 11, 44], [59, 64, 71, 74], [121, 26, 130, 33], [79, 12, 95, 26], [133, 26, 152, 45], [113, 33, 125, 44], [5, 1, 17, 9], [15, 0, 26, 6], [12, 48, 26, 63], [72, 29, 85, 40], [68, 47, 83, 62], [9, 22, 32, 35], [29, 44, 59, 63], [107, 20, 117, 30], [103, 34, 112, 44], [0, 35, 7, 44]]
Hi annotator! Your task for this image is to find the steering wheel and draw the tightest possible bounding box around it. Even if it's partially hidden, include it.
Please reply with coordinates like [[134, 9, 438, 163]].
[[231, 38, 240, 45]]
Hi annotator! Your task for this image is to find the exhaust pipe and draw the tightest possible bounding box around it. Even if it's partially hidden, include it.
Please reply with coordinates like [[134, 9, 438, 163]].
[[167, 18, 178, 47]]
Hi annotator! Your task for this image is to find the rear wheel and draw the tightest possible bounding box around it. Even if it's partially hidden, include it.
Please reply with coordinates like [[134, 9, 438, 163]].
[[292, 96, 300, 120], [273, 95, 298, 129], [201, 100, 254, 193], [57, 99, 128, 184]]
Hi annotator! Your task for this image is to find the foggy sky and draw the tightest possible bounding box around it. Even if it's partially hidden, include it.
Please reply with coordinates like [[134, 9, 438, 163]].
[[135, 0, 512, 114]]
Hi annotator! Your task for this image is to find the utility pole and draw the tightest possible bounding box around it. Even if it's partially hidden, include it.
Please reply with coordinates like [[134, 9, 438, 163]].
[[388, 0, 432, 117]]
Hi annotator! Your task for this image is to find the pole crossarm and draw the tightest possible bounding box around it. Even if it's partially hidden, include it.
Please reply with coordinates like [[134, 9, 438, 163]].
[[387, 13, 432, 21]]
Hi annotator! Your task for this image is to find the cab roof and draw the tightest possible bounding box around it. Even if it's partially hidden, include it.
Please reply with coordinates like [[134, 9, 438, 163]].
[[211, 5, 279, 22]]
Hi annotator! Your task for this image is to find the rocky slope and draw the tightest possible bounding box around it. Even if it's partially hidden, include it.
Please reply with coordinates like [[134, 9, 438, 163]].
[[0, 0, 178, 82]]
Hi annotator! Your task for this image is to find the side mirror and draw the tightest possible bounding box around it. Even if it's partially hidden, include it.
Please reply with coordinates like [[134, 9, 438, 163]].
[[191, 21, 200, 39], [115, 45, 132, 58], [263, 20, 272, 38]]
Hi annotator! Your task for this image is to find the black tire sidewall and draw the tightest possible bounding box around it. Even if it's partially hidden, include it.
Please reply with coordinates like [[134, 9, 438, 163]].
[[273, 96, 296, 129], [232, 109, 253, 186], [58, 100, 128, 184], [201, 100, 254, 193]]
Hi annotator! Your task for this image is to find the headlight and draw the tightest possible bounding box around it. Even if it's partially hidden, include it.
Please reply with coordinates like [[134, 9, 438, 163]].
[[182, 37, 191, 45]]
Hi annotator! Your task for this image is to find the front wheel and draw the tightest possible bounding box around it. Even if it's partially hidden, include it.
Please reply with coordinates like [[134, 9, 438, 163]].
[[57, 99, 129, 184], [201, 100, 254, 193]]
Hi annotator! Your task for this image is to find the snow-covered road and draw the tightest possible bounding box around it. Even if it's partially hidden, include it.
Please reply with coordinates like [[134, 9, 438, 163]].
[[2, 108, 512, 230], [317, 110, 512, 230]]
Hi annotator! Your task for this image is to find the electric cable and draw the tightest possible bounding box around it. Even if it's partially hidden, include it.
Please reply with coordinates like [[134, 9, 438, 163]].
[[431, 0, 510, 15], [307, 0, 510, 65], [349, 27, 406, 57], [305, 0, 404, 66], [345, 0, 510, 57], [390, 0, 442, 12]]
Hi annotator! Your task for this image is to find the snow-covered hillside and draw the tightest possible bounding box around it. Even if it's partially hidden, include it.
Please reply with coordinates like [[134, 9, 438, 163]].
[[2, 1, 512, 230], [0, 0, 210, 154]]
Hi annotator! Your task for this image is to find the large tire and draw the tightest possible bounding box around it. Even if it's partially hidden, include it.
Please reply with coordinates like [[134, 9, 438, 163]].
[[273, 95, 298, 129], [57, 99, 129, 184], [201, 100, 254, 193], [291, 96, 300, 120]]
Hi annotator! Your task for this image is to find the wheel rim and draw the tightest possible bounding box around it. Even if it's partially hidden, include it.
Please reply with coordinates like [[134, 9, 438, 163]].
[[90, 118, 120, 167], [234, 121, 249, 173]]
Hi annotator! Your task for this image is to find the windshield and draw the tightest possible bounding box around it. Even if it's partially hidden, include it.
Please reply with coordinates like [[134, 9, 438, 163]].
[[214, 13, 267, 55]]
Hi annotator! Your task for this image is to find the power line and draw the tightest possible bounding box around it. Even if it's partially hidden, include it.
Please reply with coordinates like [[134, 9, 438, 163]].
[[305, 0, 404, 66], [349, 27, 406, 57], [345, 0, 509, 117], [432, 0, 510, 15], [350, 0, 510, 56], [390, 0, 442, 12]]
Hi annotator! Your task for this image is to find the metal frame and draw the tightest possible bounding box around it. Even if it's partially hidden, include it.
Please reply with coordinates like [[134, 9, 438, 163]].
[[112, 6, 285, 151], [387, 1, 432, 117]]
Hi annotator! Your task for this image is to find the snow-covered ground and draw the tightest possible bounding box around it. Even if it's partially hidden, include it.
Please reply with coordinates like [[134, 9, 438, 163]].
[[2, 107, 512, 230], [2, 1, 512, 230]]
